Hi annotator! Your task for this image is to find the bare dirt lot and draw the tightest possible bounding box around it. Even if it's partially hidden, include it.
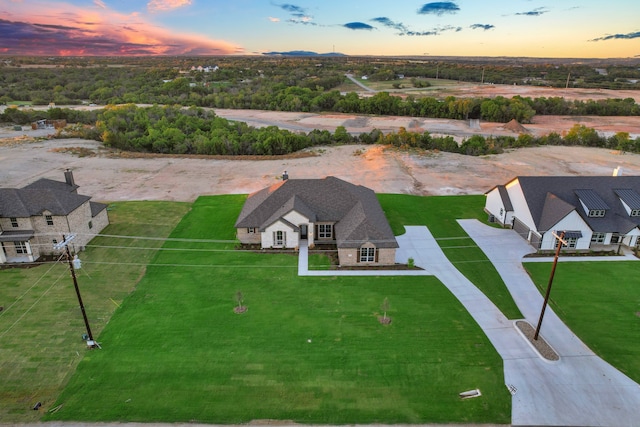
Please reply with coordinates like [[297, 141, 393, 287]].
[[2, 83, 640, 201], [2, 131, 640, 202]]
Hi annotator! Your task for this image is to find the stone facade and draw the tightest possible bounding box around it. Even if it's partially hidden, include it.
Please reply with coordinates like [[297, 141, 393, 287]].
[[0, 171, 109, 263]]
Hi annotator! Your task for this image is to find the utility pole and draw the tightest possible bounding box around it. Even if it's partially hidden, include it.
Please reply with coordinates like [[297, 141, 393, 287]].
[[534, 231, 566, 340], [55, 234, 95, 347]]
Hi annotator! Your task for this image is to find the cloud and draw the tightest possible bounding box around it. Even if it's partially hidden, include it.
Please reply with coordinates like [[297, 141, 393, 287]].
[[0, 3, 242, 56], [371, 17, 408, 33], [268, 17, 280, 23], [515, 7, 548, 16], [273, 3, 314, 25], [93, 0, 106, 8], [344, 22, 374, 31], [417, 2, 460, 16], [591, 31, 640, 42], [277, 3, 306, 14], [147, 0, 192, 12], [470, 24, 495, 31], [403, 25, 461, 36]]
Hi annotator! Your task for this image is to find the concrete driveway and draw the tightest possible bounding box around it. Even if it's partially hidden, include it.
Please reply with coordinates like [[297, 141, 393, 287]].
[[458, 220, 640, 426], [299, 225, 640, 425]]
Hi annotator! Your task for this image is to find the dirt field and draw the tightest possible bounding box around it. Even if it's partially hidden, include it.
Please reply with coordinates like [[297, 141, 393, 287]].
[[2, 83, 640, 202], [2, 131, 640, 202]]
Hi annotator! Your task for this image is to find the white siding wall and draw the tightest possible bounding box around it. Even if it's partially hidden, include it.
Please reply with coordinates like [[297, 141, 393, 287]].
[[506, 179, 536, 230], [262, 221, 298, 248], [539, 211, 591, 250], [282, 211, 312, 245], [623, 228, 640, 246], [485, 190, 509, 225]]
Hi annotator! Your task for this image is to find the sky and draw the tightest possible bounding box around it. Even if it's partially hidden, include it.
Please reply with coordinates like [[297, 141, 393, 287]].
[[1, 0, 639, 58]]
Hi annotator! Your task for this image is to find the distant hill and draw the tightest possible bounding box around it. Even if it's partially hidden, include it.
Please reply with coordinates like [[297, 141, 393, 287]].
[[262, 50, 346, 57]]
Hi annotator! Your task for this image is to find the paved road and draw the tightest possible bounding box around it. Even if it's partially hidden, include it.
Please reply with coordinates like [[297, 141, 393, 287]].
[[345, 73, 377, 92]]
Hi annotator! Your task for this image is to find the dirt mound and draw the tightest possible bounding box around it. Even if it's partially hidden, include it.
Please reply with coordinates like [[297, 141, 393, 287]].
[[502, 119, 530, 134]]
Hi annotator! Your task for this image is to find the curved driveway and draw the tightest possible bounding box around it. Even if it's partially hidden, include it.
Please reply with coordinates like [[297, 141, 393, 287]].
[[301, 224, 640, 425], [458, 219, 640, 426]]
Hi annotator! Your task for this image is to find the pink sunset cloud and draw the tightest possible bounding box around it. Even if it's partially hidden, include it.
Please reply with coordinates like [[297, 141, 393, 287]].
[[0, 1, 243, 56]]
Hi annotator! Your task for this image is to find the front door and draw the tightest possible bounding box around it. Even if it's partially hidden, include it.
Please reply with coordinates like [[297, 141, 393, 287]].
[[300, 225, 308, 239]]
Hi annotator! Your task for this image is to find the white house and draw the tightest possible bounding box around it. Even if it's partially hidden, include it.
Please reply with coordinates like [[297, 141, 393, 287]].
[[485, 176, 640, 251]]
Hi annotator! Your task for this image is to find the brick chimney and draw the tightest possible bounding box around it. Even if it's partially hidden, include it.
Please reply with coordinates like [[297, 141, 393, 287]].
[[64, 169, 76, 187]]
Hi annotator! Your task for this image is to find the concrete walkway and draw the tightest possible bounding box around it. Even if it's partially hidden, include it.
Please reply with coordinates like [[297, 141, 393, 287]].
[[298, 226, 640, 426]]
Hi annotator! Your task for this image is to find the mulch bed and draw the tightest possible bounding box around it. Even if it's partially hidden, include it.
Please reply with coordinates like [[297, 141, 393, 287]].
[[515, 320, 560, 361]]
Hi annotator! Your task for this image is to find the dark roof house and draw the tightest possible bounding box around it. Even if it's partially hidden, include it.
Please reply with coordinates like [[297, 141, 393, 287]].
[[235, 176, 398, 266], [0, 170, 109, 263], [485, 175, 640, 251]]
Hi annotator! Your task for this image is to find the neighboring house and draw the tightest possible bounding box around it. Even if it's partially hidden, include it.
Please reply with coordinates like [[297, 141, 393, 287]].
[[235, 176, 398, 266], [485, 175, 640, 251], [0, 170, 109, 263]]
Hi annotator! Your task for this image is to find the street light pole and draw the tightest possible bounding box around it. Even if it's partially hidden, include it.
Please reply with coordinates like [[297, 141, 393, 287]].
[[534, 231, 566, 340], [55, 235, 94, 345]]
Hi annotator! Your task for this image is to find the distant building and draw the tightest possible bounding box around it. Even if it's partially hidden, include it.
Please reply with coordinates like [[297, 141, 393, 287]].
[[0, 170, 109, 263]]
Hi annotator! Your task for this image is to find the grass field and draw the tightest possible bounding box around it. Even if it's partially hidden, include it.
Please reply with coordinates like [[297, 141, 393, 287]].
[[44, 195, 511, 424], [0, 201, 191, 422], [524, 261, 640, 383]]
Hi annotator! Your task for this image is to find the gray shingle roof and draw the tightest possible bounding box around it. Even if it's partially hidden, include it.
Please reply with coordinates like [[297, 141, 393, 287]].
[[497, 185, 514, 211], [236, 177, 398, 248], [0, 188, 90, 217], [516, 176, 640, 233], [0, 175, 93, 219]]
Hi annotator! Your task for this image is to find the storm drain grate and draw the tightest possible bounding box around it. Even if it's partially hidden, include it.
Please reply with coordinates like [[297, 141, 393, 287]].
[[507, 384, 518, 395]]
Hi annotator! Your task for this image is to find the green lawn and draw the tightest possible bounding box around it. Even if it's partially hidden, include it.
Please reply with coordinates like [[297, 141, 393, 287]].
[[524, 261, 640, 383], [45, 195, 510, 424], [0, 201, 190, 422], [378, 194, 522, 319]]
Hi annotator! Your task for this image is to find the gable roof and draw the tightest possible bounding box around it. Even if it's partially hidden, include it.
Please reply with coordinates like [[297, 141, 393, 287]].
[[236, 177, 398, 248], [0, 174, 92, 218], [538, 192, 577, 231], [0, 188, 90, 217], [497, 185, 514, 211], [516, 176, 640, 233]]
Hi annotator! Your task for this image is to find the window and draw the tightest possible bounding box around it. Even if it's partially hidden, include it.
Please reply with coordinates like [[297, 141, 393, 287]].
[[631, 209, 640, 217], [555, 237, 578, 249], [588, 209, 606, 218], [14, 241, 28, 254], [247, 227, 257, 234], [45, 215, 53, 226], [359, 247, 376, 263], [88, 220, 93, 229], [591, 232, 605, 244], [10, 217, 18, 227], [274, 230, 285, 246], [318, 224, 332, 239], [52, 239, 58, 245]]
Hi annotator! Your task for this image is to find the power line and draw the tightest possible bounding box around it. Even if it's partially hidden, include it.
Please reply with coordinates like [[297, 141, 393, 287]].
[[0, 264, 67, 340], [0, 253, 65, 319]]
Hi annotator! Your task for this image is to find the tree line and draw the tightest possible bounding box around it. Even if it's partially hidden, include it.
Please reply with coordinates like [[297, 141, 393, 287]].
[[12, 104, 635, 157]]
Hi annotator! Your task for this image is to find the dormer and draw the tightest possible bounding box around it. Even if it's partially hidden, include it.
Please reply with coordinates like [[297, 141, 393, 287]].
[[614, 189, 640, 217], [574, 189, 610, 218]]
